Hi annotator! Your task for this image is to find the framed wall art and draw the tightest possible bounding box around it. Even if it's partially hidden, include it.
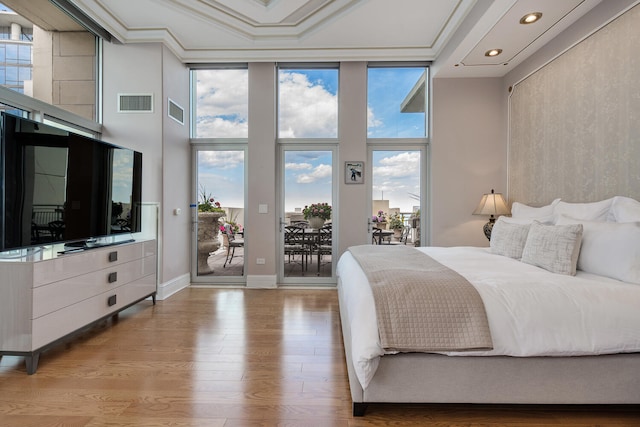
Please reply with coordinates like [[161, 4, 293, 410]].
[[345, 161, 364, 184]]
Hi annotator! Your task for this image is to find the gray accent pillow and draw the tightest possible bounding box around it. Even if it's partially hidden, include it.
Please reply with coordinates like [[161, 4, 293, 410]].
[[521, 221, 583, 275], [490, 217, 531, 259]]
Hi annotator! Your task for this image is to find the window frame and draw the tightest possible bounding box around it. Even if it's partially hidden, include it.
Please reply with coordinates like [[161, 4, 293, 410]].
[[366, 62, 430, 141], [189, 64, 249, 141]]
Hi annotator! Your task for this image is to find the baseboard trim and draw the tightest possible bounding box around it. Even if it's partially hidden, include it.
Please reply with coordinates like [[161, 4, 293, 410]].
[[247, 275, 277, 288], [157, 273, 190, 300]]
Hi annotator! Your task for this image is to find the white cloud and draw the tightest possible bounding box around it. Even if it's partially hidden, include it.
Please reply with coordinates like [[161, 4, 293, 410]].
[[367, 105, 383, 132], [278, 72, 337, 138], [374, 151, 420, 178], [198, 150, 244, 170], [195, 69, 248, 138], [296, 163, 332, 184], [285, 162, 313, 171], [196, 117, 248, 138]]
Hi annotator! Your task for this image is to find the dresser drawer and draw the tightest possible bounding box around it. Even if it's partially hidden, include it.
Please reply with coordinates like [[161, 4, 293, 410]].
[[31, 275, 156, 349], [32, 242, 153, 288], [32, 255, 156, 319]]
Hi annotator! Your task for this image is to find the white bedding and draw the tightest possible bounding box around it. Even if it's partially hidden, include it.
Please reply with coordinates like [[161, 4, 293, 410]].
[[336, 246, 640, 389]]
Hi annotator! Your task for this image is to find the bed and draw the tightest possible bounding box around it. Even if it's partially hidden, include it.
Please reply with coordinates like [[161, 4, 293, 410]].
[[336, 196, 640, 416]]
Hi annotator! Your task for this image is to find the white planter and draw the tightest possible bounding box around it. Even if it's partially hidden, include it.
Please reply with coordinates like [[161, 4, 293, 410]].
[[308, 216, 325, 229]]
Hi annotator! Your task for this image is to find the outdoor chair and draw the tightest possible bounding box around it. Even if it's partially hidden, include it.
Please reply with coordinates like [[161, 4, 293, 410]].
[[223, 223, 244, 268], [284, 224, 308, 273], [314, 223, 332, 275]]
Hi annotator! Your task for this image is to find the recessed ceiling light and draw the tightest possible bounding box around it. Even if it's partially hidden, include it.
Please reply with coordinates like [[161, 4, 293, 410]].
[[520, 12, 542, 24], [485, 49, 502, 57]]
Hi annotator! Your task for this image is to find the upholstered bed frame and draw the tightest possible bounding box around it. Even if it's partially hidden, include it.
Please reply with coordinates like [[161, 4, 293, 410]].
[[338, 277, 640, 416]]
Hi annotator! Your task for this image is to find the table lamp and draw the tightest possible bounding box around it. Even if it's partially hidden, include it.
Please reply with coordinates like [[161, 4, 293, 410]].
[[473, 189, 510, 240]]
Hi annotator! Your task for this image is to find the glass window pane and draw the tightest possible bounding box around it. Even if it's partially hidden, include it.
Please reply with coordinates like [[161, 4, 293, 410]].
[[367, 67, 427, 138], [5, 44, 17, 61], [5, 66, 17, 85], [194, 69, 248, 138], [196, 149, 245, 277], [278, 68, 338, 138], [284, 150, 333, 213], [18, 66, 31, 81], [372, 150, 421, 214], [18, 45, 31, 64]]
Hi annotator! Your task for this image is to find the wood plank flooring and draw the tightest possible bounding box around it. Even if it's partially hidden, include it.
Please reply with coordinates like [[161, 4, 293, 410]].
[[1, 287, 639, 426]]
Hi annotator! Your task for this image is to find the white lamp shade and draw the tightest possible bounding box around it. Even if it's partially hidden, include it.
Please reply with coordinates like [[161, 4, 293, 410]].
[[473, 190, 510, 216]]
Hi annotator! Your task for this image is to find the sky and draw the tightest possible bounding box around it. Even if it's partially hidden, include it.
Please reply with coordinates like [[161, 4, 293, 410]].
[[195, 67, 426, 214]]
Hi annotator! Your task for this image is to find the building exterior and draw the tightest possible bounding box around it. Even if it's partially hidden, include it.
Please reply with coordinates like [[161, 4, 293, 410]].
[[0, 9, 32, 95]]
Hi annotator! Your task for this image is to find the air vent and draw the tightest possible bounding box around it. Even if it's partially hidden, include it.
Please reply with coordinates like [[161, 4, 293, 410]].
[[118, 94, 153, 113], [168, 98, 184, 125]]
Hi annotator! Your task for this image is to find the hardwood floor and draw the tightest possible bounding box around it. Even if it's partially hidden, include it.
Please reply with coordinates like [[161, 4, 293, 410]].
[[1, 287, 639, 426]]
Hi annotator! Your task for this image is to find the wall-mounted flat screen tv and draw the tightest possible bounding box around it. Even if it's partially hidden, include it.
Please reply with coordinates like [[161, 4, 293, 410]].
[[0, 112, 142, 252]]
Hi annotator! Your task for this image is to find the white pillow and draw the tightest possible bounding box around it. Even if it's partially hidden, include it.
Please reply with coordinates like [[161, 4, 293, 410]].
[[511, 198, 560, 219], [490, 217, 531, 259], [609, 196, 640, 223], [553, 198, 613, 221], [521, 221, 583, 276], [556, 215, 640, 284], [499, 215, 555, 225]]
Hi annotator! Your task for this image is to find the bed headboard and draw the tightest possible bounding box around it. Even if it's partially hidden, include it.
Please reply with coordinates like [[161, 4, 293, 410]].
[[508, 4, 640, 206]]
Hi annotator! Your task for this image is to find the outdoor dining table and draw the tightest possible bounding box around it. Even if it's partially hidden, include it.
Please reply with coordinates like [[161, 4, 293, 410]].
[[372, 228, 394, 244]]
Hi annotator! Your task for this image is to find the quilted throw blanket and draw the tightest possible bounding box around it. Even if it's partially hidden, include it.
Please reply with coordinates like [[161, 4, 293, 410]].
[[348, 245, 493, 353]]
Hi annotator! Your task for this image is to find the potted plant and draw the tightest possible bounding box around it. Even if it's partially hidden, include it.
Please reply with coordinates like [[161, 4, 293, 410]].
[[372, 210, 387, 229], [197, 186, 225, 274], [303, 202, 332, 229], [388, 212, 404, 238]]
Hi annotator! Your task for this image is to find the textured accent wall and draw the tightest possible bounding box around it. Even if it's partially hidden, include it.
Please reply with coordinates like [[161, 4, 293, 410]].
[[508, 4, 640, 206]]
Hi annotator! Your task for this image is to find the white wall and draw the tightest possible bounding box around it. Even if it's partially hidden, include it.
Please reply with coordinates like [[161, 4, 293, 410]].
[[246, 63, 277, 285], [160, 45, 191, 288], [337, 62, 369, 256], [102, 42, 191, 291]]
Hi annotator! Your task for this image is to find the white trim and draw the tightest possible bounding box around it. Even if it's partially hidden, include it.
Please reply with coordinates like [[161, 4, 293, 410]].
[[157, 273, 190, 300], [247, 274, 277, 288]]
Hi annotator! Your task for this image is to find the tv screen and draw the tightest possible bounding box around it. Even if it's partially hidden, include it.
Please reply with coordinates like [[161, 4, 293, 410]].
[[0, 112, 142, 251]]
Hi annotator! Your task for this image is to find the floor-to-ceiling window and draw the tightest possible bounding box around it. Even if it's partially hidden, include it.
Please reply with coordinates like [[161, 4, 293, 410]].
[[367, 64, 428, 245], [277, 64, 338, 284], [191, 67, 248, 283]]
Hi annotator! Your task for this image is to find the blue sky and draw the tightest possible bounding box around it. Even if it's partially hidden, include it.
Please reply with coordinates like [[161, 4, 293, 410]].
[[196, 67, 425, 213]]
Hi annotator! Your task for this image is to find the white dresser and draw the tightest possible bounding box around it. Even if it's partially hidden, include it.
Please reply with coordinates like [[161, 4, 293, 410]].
[[0, 239, 157, 374]]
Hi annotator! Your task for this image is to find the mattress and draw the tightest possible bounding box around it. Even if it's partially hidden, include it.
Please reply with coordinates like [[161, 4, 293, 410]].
[[336, 246, 640, 389]]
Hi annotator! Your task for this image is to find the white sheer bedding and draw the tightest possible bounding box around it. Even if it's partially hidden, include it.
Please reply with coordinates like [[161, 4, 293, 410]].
[[336, 246, 640, 389]]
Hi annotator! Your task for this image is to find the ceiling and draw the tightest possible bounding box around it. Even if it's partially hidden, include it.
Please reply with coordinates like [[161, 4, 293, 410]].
[[3, 0, 603, 77]]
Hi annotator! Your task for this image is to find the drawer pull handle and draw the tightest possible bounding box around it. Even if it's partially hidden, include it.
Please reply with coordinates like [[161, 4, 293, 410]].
[[107, 295, 117, 306], [108, 272, 118, 283], [109, 251, 118, 262]]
